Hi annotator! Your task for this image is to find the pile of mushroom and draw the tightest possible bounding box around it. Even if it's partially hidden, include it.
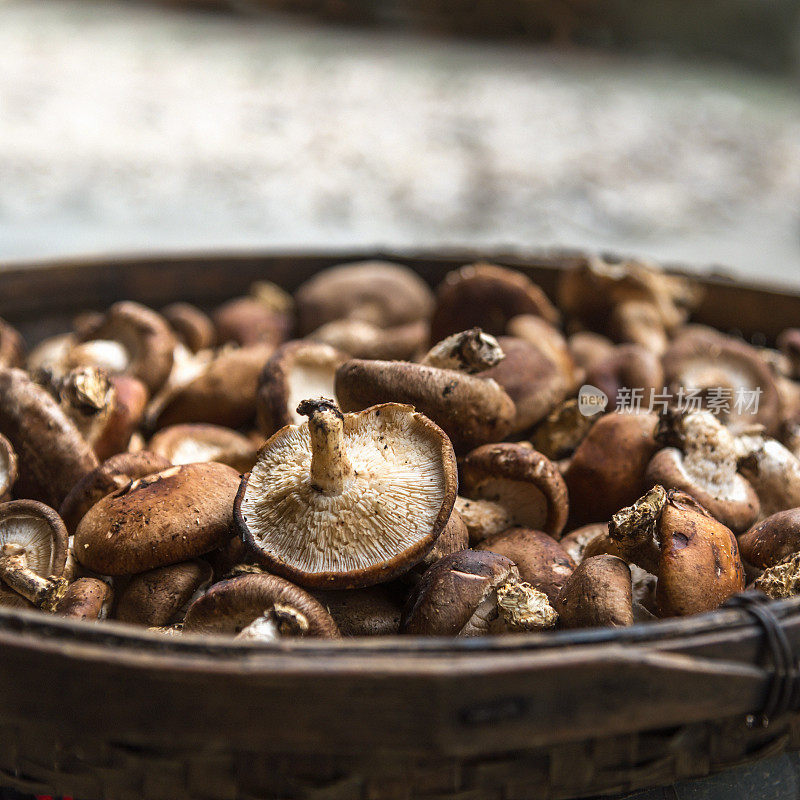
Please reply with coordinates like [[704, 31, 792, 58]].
[[1, 255, 799, 639]]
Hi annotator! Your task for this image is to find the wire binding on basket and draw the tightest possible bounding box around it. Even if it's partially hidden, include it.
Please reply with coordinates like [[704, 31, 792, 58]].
[[724, 590, 800, 728]]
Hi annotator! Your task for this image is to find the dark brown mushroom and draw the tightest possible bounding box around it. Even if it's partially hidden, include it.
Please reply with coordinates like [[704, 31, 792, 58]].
[[0, 317, 26, 369], [162, 302, 216, 353], [74, 462, 241, 575], [431, 262, 559, 342], [213, 293, 293, 348], [183, 573, 340, 639], [55, 578, 113, 620], [738, 508, 800, 570], [312, 584, 406, 636], [0, 368, 98, 507], [238, 400, 457, 589]]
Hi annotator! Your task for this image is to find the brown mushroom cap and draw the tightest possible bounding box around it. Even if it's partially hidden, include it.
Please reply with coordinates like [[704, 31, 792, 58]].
[[238, 402, 457, 589], [162, 302, 217, 353], [213, 296, 293, 348], [738, 508, 800, 570], [645, 410, 759, 533], [0, 318, 26, 369], [295, 260, 434, 335], [475, 527, 575, 603], [777, 328, 800, 380], [401, 550, 556, 636], [307, 318, 428, 362], [583, 344, 663, 411], [74, 462, 241, 575], [312, 584, 406, 636], [335, 359, 515, 452], [0, 433, 18, 502], [560, 523, 609, 564], [430, 263, 559, 342], [256, 341, 348, 437], [655, 490, 746, 617], [153, 344, 273, 429], [149, 424, 256, 473], [460, 443, 569, 539], [183, 573, 340, 638], [567, 331, 616, 378], [564, 411, 659, 526], [76, 301, 176, 395], [736, 433, 800, 519], [116, 559, 214, 626], [0, 368, 99, 507], [58, 451, 173, 535], [662, 328, 781, 435], [478, 336, 568, 433], [0, 499, 68, 578], [507, 315, 579, 393], [410, 508, 470, 578], [55, 577, 113, 620], [554, 555, 634, 628]]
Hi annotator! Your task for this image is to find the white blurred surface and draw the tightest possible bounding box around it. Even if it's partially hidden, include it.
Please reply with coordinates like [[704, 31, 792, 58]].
[[0, 0, 799, 283]]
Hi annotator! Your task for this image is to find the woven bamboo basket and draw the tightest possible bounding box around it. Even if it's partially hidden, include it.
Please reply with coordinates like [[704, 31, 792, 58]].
[[2, 249, 800, 800]]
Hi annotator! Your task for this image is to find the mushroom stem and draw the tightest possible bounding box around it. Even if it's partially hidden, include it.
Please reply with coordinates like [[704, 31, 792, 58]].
[[608, 485, 667, 575], [422, 328, 505, 374], [297, 399, 353, 495], [495, 579, 557, 632], [236, 604, 310, 641], [0, 549, 68, 611]]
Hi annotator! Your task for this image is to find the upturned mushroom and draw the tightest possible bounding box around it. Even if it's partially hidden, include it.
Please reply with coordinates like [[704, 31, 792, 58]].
[[58, 451, 172, 534], [335, 342, 516, 452], [0, 499, 69, 610], [295, 260, 433, 336], [75, 462, 241, 575], [237, 400, 457, 589], [645, 409, 759, 533], [0, 317, 26, 369], [475, 527, 575, 603], [54, 578, 113, 620], [0, 433, 17, 503], [183, 573, 340, 639], [401, 550, 557, 636], [735, 431, 800, 519], [563, 411, 659, 527], [662, 327, 781, 435], [430, 262, 559, 342], [148, 424, 257, 472], [0, 368, 98, 507], [553, 555, 634, 628], [460, 443, 569, 539], [161, 302, 216, 353], [73, 301, 176, 394], [116, 559, 214, 627], [609, 486, 746, 616], [256, 341, 348, 437]]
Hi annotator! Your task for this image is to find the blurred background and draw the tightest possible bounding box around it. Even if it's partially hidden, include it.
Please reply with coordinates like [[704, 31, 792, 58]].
[[1, 0, 799, 284]]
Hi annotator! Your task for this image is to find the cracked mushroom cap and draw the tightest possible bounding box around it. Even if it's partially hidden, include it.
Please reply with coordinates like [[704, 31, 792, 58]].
[[0, 318, 26, 369], [75, 301, 176, 395], [116, 559, 214, 627], [335, 359, 515, 452], [460, 443, 569, 539], [646, 410, 759, 533], [149, 424, 256, 473], [55, 577, 113, 620], [431, 263, 559, 342], [183, 573, 340, 638], [478, 336, 569, 433], [237, 401, 457, 589], [401, 550, 557, 636], [0, 368, 99, 507], [74, 462, 241, 575], [554, 554, 634, 628], [738, 508, 800, 570], [152, 344, 273, 430], [58, 451, 172, 535], [0, 499, 68, 607], [475, 527, 575, 603], [0, 433, 17, 502], [256, 341, 348, 437], [295, 260, 434, 336], [663, 328, 781, 435]]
